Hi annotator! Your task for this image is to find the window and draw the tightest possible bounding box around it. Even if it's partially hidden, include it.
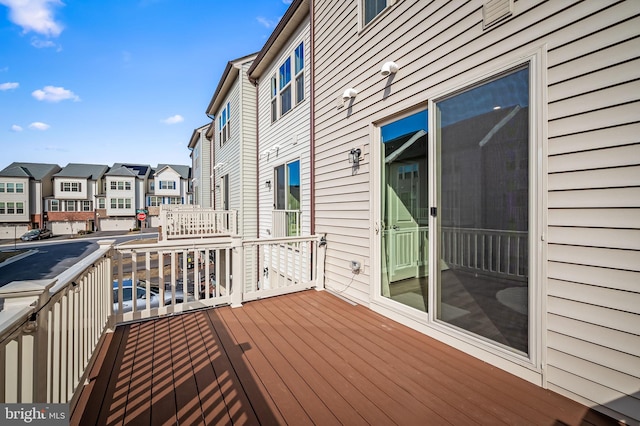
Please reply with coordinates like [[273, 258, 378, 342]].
[[294, 43, 304, 104], [110, 198, 132, 209], [16, 202, 24, 214], [7, 202, 15, 214], [149, 181, 155, 191], [98, 198, 105, 209], [50, 200, 60, 212], [65, 201, 76, 211], [7, 183, 14, 193], [168, 197, 181, 204], [274, 160, 301, 236], [110, 181, 131, 190], [219, 102, 231, 145], [147, 196, 161, 206], [0, 203, 4, 214], [82, 201, 92, 211], [363, 0, 389, 26], [159, 181, 176, 190], [279, 57, 292, 115], [61, 182, 81, 192], [271, 75, 277, 123], [16, 183, 23, 193], [0, 183, 4, 192]]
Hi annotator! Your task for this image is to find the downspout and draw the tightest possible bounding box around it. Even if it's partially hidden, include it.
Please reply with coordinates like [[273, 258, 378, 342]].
[[309, 0, 316, 235], [249, 74, 259, 238]]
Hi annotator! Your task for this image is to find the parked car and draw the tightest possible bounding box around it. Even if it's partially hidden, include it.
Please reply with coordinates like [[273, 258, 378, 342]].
[[20, 228, 52, 241], [112, 279, 184, 313]]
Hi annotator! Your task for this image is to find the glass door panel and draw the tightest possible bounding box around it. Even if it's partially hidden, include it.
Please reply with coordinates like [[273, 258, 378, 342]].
[[435, 66, 530, 354], [380, 110, 429, 313]]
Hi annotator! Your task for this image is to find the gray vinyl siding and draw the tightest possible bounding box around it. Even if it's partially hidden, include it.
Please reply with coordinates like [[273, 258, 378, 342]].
[[240, 61, 258, 238], [257, 18, 311, 238], [313, 0, 640, 421], [213, 59, 258, 238]]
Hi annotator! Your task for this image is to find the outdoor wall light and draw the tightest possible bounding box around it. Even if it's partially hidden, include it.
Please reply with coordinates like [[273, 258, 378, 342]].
[[380, 61, 399, 76], [265, 180, 271, 190], [342, 88, 358, 101], [349, 147, 362, 164]]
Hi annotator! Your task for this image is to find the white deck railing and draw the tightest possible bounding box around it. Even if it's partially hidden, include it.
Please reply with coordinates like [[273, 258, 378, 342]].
[[272, 210, 301, 237], [0, 234, 325, 409], [161, 208, 237, 240], [0, 240, 113, 406], [441, 227, 528, 279]]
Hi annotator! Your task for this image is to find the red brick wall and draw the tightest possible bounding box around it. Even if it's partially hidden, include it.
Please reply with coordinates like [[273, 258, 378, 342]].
[[47, 212, 95, 221]]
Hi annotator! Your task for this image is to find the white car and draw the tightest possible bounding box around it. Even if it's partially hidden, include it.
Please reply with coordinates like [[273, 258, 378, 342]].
[[113, 279, 184, 313]]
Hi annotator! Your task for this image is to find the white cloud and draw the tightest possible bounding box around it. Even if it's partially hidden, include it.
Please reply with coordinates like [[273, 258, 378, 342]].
[[31, 37, 61, 50], [11, 124, 23, 132], [32, 85, 80, 102], [162, 114, 184, 125], [0, 0, 65, 37], [256, 16, 278, 29], [0, 82, 19, 90], [29, 122, 50, 130]]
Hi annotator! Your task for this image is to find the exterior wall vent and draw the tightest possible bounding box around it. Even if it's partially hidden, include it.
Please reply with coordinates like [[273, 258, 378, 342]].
[[483, 0, 513, 29]]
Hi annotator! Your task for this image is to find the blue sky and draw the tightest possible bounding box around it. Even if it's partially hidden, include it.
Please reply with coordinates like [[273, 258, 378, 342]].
[[0, 0, 293, 171]]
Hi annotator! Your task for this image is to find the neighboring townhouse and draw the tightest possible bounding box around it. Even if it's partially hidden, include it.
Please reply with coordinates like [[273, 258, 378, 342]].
[[205, 52, 258, 238], [100, 163, 150, 231], [46, 163, 108, 235], [188, 124, 212, 208], [146, 164, 192, 226], [248, 0, 310, 238], [0, 162, 61, 238], [311, 0, 639, 422]]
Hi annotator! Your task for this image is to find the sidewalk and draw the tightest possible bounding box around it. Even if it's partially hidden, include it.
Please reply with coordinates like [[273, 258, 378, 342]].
[[0, 227, 159, 247]]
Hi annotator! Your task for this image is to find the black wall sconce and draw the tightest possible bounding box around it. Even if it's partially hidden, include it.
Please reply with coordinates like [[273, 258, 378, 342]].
[[265, 180, 271, 190], [349, 148, 362, 165]]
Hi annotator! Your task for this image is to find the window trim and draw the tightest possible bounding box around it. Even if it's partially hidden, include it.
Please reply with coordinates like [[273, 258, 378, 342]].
[[294, 42, 305, 105], [279, 57, 292, 116], [359, 0, 395, 32]]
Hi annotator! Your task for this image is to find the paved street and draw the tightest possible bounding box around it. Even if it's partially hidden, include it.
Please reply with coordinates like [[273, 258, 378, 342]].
[[0, 231, 158, 287]]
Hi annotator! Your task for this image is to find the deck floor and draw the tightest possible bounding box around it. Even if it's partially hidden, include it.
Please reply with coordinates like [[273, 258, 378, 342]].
[[72, 290, 616, 425]]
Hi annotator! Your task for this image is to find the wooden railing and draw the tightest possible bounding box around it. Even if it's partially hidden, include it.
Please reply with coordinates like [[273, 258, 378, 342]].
[[0, 240, 114, 406], [272, 210, 301, 237], [441, 227, 528, 279], [161, 208, 237, 240], [0, 234, 326, 409]]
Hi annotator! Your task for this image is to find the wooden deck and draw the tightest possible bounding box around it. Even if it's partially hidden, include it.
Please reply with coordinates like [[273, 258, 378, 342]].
[[71, 290, 617, 425]]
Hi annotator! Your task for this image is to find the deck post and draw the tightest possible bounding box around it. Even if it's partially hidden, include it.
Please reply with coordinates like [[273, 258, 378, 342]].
[[230, 236, 243, 308]]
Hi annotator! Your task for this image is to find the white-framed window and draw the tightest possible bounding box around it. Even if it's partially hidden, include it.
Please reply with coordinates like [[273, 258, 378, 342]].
[[7, 202, 15, 214], [16, 202, 24, 214], [6, 183, 14, 193], [0, 183, 4, 192], [61, 182, 82, 192], [0, 202, 4, 214], [159, 181, 176, 190], [362, 0, 391, 26], [219, 102, 231, 145], [110, 198, 132, 209], [149, 181, 155, 191], [65, 200, 76, 211], [147, 196, 161, 206], [279, 57, 292, 116], [97, 198, 105, 209], [82, 201, 92, 211], [294, 43, 304, 104], [16, 183, 24, 193], [110, 181, 131, 190], [168, 197, 181, 204], [50, 200, 60, 212], [270, 75, 277, 123], [274, 159, 300, 210]]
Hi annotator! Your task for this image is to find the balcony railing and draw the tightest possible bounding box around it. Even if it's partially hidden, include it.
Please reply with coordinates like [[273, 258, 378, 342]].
[[272, 209, 301, 237], [0, 234, 325, 410], [160, 208, 237, 239]]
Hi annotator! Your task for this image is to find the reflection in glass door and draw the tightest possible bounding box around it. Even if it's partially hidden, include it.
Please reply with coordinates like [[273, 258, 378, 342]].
[[380, 110, 429, 312], [435, 66, 530, 354]]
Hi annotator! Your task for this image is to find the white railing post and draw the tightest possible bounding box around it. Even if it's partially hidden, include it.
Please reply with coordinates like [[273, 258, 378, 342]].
[[230, 236, 243, 308]]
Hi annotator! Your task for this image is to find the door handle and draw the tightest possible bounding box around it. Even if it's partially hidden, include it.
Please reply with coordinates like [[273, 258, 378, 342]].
[[392, 225, 399, 230]]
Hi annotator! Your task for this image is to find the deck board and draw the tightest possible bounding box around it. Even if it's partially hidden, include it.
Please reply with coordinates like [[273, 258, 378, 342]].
[[72, 290, 618, 426]]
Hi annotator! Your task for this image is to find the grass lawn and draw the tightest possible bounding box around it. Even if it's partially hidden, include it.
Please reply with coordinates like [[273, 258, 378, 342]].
[[0, 250, 27, 263]]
